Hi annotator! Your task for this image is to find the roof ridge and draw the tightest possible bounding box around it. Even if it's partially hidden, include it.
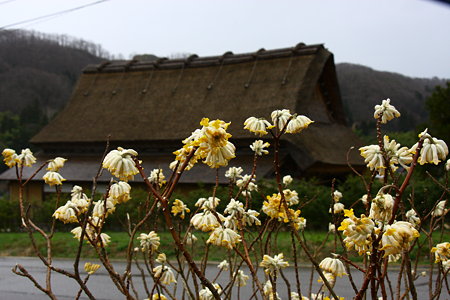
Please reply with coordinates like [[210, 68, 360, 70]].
[[83, 43, 324, 73]]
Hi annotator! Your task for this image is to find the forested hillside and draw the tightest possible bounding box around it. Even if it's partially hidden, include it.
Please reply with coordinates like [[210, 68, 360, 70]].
[[0, 30, 109, 114], [0, 30, 107, 152]]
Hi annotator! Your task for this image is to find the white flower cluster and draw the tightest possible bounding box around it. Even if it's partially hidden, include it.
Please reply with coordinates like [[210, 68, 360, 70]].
[[262, 190, 305, 230], [71, 217, 111, 247], [361, 100, 448, 174], [339, 192, 420, 259], [173, 118, 235, 170], [244, 109, 313, 136], [373, 98, 400, 123], [2, 148, 68, 186], [411, 129, 448, 165], [318, 256, 347, 291], [359, 135, 412, 176], [432, 242, 450, 272], [236, 174, 258, 196], [381, 221, 419, 257], [43, 157, 68, 186], [137, 231, 160, 252], [53, 185, 90, 223], [148, 168, 166, 187], [103, 147, 139, 181], [260, 253, 289, 275]]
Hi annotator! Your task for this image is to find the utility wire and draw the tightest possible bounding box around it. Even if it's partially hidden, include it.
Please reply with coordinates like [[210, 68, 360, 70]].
[[0, 0, 110, 29], [0, 0, 17, 5]]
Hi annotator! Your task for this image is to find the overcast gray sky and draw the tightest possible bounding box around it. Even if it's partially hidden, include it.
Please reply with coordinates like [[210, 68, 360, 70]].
[[1, 0, 449, 78]]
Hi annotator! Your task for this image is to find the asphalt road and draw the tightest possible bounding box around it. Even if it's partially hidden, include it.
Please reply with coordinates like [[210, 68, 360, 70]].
[[0, 257, 442, 299]]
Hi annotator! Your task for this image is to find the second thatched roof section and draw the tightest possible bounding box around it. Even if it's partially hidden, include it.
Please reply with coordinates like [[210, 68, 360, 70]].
[[31, 42, 364, 175]]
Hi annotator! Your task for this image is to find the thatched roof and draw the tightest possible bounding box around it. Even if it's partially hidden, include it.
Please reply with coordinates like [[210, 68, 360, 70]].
[[28, 42, 363, 177]]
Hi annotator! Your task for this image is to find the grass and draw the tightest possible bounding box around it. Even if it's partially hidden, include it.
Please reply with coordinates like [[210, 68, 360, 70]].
[[0, 230, 447, 263], [0, 231, 332, 261]]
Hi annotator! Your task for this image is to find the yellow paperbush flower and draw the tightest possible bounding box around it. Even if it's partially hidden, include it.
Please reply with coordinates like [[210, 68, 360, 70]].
[[2, 148, 20, 168], [283, 175, 293, 186], [53, 201, 78, 223], [317, 271, 337, 290], [69, 185, 90, 213], [262, 193, 302, 228], [295, 217, 307, 231], [250, 140, 270, 156], [263, 280, 281, 300], [190, 210, 223, 232], [271, 109, 292, 131], [432, 200, 447, 217], [137, 231, 160, 252], [380, 221, 420, 257], [172, 145, 199, 171], [369, 191, 394, 223], [262, 193, 284, 219], [177, 118, 235, 169], [171, 199, 190, 219], [234, 270, 249, 287], [431, 242, 450, 263], [148, 168, 166, 187], [150, 294, 167, 300], [102, 147, 139, 181], [217, 260, 229, 271], [411, 129, 448, 165], [17, 148, 36, 167], [84, 262, 101, 275], [156, 253, 166, 263], [224, 198, 244, 218], [319, 256, 347, 277], [374, 98, 400, 123], [243, 116, 273, 136], [43, 171, 66, 186], [153, 265, 176, 285], [184, 232, 197, 245], [47, 157, 67, 172], [195, 196, 220, 210], [260, 253, 289, 275], [109, 181, 131, 204], [406, 209, 420, 227], [197, 118, 235, 168], [285, 114, 314, 133], [199, 283, 222, 300], [283, 189, 299, 205], [333, 190, 343, 202], [339, 211, 375, 255], [383, 136, 412, 170], [224, 166, 243, 182], [206, 227, 241, 249], [359, 144, 384, 172], [71, 217, 111, 247], [236, 174, 258, 194], [359, 135, 413, 175], [332, 202, 345, 214], [92, 199, 116, 218]]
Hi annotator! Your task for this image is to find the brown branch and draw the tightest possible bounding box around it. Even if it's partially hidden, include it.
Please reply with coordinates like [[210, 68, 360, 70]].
[[12, 264, 57, 300], [389, 138, 424, 225], [133, 157, 221, 300]]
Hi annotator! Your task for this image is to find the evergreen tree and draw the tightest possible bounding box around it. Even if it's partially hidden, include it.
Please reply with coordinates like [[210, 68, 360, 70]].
[[426, 81, 450, 143]]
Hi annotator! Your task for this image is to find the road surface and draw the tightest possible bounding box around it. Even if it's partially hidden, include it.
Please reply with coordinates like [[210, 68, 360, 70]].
[[0, 257, 439, 299]]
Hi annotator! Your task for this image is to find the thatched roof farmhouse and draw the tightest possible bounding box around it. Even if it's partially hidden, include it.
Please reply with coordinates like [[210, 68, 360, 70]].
[[1, 43, 364, 201]]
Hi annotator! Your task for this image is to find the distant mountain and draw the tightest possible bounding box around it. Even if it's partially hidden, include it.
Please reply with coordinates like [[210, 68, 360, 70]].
[[0, 30, 107, 116], [336, 63, 447, 132]]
